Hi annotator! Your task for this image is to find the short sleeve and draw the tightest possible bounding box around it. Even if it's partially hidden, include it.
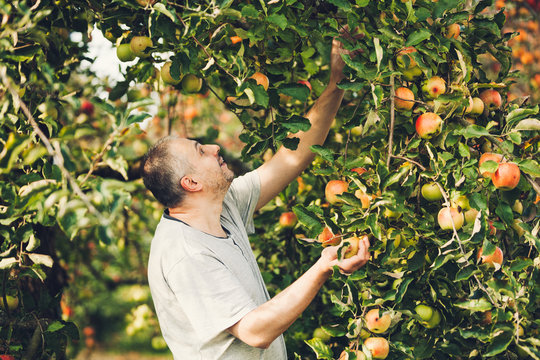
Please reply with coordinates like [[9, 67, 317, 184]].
[[226, 171, 261, 234], [165, 253, 257, 342]]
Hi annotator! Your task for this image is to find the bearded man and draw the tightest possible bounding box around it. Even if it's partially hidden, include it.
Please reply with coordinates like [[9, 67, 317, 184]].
[[141, 36, 370, 359]]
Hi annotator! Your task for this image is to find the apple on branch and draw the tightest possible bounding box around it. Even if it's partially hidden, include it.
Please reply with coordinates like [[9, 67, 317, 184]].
[[364, 337, 390, 359], [465, 97, 484, 116], [491, 162, 520, 191], [421, 182, 443, 201], [130, 36, 153, 58], [161, 62, 181, 85], [249, 72, 269, 91], [279, 212, 297, 229], [437, 207, 464, 231], [477, 246, 503, 268], [325, 180, 349, 205], [318, 226, 341, 247], [415, 112, 443, 139], [365, 308, 391, 333], [394, 87, 415, 111], [479, 89, 502, 110], [422, 76, 446, 99], [478, 153, 503, 178]]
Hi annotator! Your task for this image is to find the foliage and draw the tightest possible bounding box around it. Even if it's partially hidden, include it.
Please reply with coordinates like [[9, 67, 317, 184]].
[[0, 0, 539, 359]]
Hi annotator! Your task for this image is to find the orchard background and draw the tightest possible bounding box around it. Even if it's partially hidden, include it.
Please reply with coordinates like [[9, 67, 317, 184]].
[[0, 0, 539, 359]]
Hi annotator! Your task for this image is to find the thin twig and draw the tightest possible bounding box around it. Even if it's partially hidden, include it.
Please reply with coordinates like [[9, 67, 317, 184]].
[[386, 63, 396, 167], [390, 154, 426, 171]]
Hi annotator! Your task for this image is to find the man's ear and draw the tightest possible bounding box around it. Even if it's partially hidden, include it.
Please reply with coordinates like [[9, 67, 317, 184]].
[[180, 176, 202, 192]]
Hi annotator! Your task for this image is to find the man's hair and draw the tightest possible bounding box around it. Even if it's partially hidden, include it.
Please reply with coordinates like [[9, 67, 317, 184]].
[[141, 136, 193, 208]]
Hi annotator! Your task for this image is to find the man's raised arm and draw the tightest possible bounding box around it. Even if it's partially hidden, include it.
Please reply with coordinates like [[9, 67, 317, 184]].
[[255, 37, 348, 210]]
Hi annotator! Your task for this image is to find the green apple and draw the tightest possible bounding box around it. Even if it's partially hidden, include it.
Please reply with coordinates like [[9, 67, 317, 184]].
[[415, 304, 433, 321], [1, 295, 19, 311], [425, 310, 441, 328], [421, 182, 443, 201], [161, 61, 181, 85], [181, 74, 203, 93]]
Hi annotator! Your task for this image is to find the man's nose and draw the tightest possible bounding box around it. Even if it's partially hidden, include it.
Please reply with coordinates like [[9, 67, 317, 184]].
[[209, 144, 220, 156]]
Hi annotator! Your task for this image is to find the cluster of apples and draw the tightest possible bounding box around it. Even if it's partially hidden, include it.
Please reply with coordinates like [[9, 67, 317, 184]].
[[338, 308, 392, 359], [393, 46, 504, 141]]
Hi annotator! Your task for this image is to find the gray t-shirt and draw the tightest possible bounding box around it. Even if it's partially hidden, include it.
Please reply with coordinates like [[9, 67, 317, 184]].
[[147, 170, 287, 360]]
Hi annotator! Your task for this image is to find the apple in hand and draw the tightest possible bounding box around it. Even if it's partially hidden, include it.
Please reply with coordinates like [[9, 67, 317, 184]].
[[416, 112, 443, 139], [437, 207, 464, 231], [479, 89, 502, 110], [477, 246, 503, 267], [279, 212, 297, 228], [365, 308, 391, 333], [491, 162, 520, 190], [421, 182, 443, 201], [422, 76, 446, 98], [364, 337, 389, 359], [395, 87, 415, 111], [325, 180, 349, 205], [343, 235, 368, 259]]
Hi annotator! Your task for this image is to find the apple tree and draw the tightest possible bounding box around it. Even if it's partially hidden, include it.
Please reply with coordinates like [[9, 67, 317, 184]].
[[1, 0, 540, 359]]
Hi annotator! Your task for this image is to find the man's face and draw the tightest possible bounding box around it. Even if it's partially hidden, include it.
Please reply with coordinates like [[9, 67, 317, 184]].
[[175, 138, 234, 193]]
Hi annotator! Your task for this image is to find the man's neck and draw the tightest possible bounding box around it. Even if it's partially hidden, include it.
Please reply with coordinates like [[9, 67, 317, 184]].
[[168, 198, 227, 238]]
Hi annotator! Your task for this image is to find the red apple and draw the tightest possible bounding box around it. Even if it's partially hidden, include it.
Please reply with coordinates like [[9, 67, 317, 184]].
[[422, 76, 446, 98], [325, 180, 349, 205], [479, 89, 502, 110], [478, 153, 503, 178], [415, 112, 443, 139], [395, 87, 415, 111], [477, 246, 503, 267], [250, 72, 269, 91], [491, 162, 520, 190], [445, 23, 461, 39], [354, 190, 371, 209], [318, 226, 341, 247], [0, 356, 15, 360], [437, 207, 464, 231], [365, 308, 391, 333], [279, 212, 297, 228], [343, 235, 368, 259], [351, 167, 367, 176], [364, 337, 390, 359], [80, 100, 94, 116]]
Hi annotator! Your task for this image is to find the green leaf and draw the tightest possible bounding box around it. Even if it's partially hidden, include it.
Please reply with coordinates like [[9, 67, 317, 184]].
[[506, 105, 538, 123], [455, 125, 491, 139], [517, 159, 540, 177], [513, 118, 540, 131], [267, 14, 288, 30], [153, 3, 176, 22], [126, 113, 152, 126], [0, 257, 18, 270], [455, 298, 492, 312], [278, 84, 310, 102], [282, 137, 300, 150], [495, 202, 513, 225], [310, 145, 334, 162], [405, 29, 431, 46], [470, 193, 487, 210], [305, 338, 333, 359], [28, 253, 54, 268], [46, 321, 65, 333], [281, 115, 311, 133], [248, 82, 269, 108], [366, 213, 382, 239], [509, 258, 533, 272], [484, 330, 513, 357], [458, 142, 470, 158], [326, 0, 352, 10], [293, 205, 323, 238], [455, 266, 479, 281], [479, 160, 499, 176]]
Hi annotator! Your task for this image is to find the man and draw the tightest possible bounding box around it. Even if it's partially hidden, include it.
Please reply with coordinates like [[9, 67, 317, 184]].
[[141, 37, 370, 359]]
